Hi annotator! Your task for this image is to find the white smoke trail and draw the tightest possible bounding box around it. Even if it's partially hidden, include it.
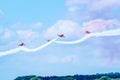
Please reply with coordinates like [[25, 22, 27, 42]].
[[54, 29, 120, 44], [0, 38, 58, 57], [0, 29, 120, 57], [0, 47, 22, 57], [21, 38, 58, 52], [54, 35, 92, 44], [93, 29, 120, 37]]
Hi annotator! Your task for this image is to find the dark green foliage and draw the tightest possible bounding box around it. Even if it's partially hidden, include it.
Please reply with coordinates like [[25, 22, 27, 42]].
[[96, 76, 111, 80], [14, 75, 36, 80], [63, 77, 75, 80], [14, 72, 120, 80], [30, 77, 42, 80]]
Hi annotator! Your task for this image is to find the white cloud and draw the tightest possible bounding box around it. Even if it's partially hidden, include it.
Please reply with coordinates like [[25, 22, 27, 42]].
[[66, 0, 89, 6], [61, 55, 77, 63], [30, 22, 43, 29], [16, 30, 40, 40], [0, 29, 14, 40], [44, 55, 78, 64], [65, 0, 120, 20], [90, 0, 120, 11], [68, 6, 79, 12], [44, 19, 120, 39], [0, 22, 44, 48], [66, 0, 120, 10], [16, 29, 44, 48], [2, 30, 12, 39], [11, 22, 43, 30], [44, 55, 59, 63], [44, 20, 81, 38], [0, 9, 4, 18], [82, 19, 120, 32], [0, 27, 4, 35]]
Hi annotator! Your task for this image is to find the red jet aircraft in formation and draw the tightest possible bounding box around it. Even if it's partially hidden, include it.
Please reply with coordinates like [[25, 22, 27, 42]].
[[85, 31, 91, 34], [47, 34, 65, 42], [47, 40, 51, 42], [19, 32, 91, 44], [58, 34, 65, 37], [19, 43, 25, 46]]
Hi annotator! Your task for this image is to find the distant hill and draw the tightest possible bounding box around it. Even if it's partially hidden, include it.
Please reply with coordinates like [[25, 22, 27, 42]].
[[14, 72, 120, 80]]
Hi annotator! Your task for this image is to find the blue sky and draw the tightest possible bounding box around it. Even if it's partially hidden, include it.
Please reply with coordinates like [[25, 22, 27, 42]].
[[0, 0, 120, 80]]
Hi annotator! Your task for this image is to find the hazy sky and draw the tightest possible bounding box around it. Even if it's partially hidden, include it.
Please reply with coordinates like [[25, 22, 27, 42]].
[[0, 0, 120, 80]]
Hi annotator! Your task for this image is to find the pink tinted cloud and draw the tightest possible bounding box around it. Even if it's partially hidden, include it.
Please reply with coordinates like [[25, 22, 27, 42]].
[[83, 19, 120, 32]]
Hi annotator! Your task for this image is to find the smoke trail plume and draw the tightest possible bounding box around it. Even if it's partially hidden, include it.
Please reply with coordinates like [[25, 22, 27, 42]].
[[55, 35, 92, 44], [0, 38, 58, 57], [55, 29, 120, 44], [0, 29, 120, 57]]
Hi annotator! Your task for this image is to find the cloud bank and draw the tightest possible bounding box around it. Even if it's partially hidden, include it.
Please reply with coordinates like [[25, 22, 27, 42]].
[[44, 55, 77, 63], [66, 0, 120, 20]]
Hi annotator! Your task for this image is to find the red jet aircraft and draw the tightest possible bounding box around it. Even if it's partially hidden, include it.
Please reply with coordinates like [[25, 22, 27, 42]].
[[47, 40, 51, 42], [85, 31, 91, 34], [58, 34, 65, 37], [19, 43, 25, 46]]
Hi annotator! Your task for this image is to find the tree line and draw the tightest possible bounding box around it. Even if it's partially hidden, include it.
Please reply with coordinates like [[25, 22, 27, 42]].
[[14, 72, 120, 80]]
